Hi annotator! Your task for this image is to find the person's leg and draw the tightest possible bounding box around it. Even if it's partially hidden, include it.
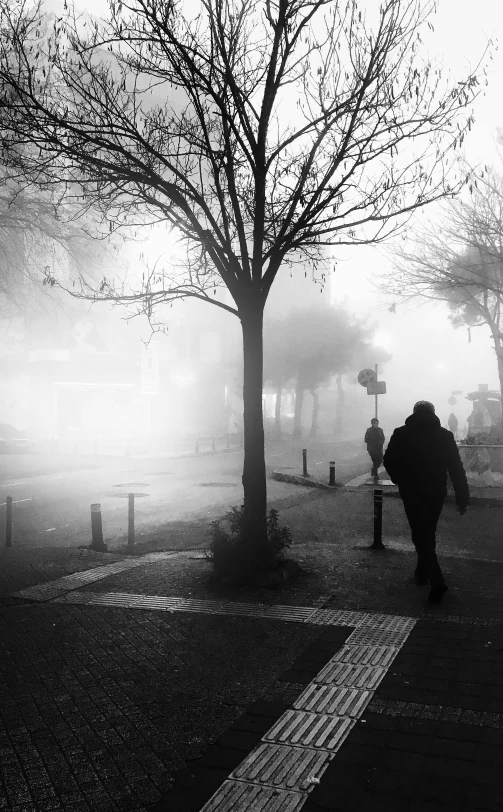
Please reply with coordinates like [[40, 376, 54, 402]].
[[401, 493, 428, 581], [370, 453, 381, 477], [420, 495, 446, 590], [401, 493, 445, 586]]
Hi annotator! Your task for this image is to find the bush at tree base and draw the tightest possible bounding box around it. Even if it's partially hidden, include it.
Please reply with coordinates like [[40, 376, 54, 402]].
[[205, 506, 292, 582]]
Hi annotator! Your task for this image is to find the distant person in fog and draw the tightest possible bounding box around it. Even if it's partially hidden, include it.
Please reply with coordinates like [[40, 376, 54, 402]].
[[447, 411, 458, 440], [228, 411, 239, 444], [364, 418, 385, 479]]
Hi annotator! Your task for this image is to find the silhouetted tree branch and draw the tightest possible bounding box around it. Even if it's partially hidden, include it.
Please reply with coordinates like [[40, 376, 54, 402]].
[[0, 0, 491, 558]]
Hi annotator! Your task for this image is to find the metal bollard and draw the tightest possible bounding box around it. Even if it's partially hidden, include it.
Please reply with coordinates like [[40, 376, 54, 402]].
[[90, 503, 107, 551], [302, 448, 308, 477], [128, 493, 135, 551], [212, 436, 216, 453], [329, 461, 336, 486], [370, 488, 385, 550], [227, 433, 230, 448], [195, 440, 200, 454], [5, 495, 12, 548]]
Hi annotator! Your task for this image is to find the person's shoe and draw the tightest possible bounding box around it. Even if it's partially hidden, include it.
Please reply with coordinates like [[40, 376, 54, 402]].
[[428, 584, 448, 603]]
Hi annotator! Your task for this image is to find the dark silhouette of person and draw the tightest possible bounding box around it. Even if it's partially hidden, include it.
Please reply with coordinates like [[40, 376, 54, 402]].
[[364, 418, 385, 479], [383, 400, 469, 603], [448, 411, 459, 440]]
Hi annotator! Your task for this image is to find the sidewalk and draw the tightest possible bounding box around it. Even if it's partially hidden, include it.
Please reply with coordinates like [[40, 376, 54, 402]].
[[0, 487, 502, 811]]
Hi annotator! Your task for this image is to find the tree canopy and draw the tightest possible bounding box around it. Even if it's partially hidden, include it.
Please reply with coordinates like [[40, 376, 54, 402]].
[[0, 0, 489, 315], [379, 162, 503, 402]]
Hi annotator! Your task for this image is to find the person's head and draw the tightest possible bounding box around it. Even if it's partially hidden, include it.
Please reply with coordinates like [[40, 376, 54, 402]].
[[413, 400, 435, 414], [370, 418, 379, 427]]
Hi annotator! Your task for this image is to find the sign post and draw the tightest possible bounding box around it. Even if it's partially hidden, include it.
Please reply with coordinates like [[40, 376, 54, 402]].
[[358, 367, 387, 421], [375, 364, 378, 420]]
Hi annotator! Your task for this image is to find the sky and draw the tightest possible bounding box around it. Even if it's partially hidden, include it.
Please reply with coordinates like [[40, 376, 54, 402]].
[[40, 0, 503, 430], [330, 0, 503, 429]]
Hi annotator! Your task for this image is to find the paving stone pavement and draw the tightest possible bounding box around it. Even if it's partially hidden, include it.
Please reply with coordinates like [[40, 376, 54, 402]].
[[1, 489, 503, 811]]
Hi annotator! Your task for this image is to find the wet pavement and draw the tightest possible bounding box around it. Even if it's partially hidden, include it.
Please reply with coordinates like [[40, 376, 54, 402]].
[[0, 483, 502, 811]]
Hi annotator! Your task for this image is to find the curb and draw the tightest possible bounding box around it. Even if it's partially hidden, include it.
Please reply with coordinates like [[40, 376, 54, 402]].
[[272, 471, 503, 507], [271, 471, 341, 490]]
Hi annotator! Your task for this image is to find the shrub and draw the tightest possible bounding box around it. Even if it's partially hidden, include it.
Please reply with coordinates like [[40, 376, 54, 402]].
[[463, 433, 503, 445], [205, 505, 292, 582]]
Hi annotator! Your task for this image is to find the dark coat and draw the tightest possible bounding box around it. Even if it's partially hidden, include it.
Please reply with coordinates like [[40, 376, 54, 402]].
[[364, 426, 385, 453], [383, 410, 469, 507]]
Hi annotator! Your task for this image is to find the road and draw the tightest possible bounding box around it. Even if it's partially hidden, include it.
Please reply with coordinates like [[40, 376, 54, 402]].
[[0, 438, 370, 550]]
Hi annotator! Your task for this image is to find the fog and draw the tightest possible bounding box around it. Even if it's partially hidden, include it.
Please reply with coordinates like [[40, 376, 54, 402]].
[[1, 0, 502, 455]]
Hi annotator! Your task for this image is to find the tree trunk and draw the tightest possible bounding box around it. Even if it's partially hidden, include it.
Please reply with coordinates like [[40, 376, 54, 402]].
[[309, 388, 319, 438], [293, 379, 304, 439], [275, 383, 282, 437], [240, 303, 268, 556], [495, 340, 503, 434], [335, 374, 344, 436]]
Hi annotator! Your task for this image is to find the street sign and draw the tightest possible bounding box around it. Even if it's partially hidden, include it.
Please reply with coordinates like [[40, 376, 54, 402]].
[[448, 396, 457, 406], [358, 368, 377, 387], [367, 381, 386, 395]]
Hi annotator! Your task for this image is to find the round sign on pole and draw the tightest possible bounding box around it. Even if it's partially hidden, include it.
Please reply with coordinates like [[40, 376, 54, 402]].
[[448, 396, 457, 406], [358, 368, 377, 387]]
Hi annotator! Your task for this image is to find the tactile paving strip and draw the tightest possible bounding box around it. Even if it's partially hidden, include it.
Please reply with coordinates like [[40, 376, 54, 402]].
[[356, 614, 417, 633], [230, 742, 333, 791], [174, 599, 315, 621], [307, 609, 368, 626], [13, 551, 179, 600], [344, 626, 412, 647], [293, 685, 372, 717], [368, 697, 503, 728], [52, 593, 317, 622], [330, 644, 398, 667], [53, 592, 184, 611], [263, 710, 354, 750], [314, 662, 386, 690], [200, 608, 417, 810], [200, 780, 305, 812], [424, 615, 502, 627]]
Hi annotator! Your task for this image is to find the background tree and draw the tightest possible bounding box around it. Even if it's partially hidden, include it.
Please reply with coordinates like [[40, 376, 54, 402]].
[[379, 164, 503, 411], [0, 0, 489, 562], [264, 304, 391, 437], [263, 315, 297, 437], [0, 178, 119, 315]]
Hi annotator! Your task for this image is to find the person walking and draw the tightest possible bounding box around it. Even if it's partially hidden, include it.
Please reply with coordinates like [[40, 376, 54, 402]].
[[383, 400, 469, 603], [448, 411, 459, 440], [364, 418, 385, 479]]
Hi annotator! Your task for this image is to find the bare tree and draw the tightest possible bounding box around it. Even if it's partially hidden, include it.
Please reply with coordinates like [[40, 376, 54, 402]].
[[0, 177, 120, 315], [379, 164, 503, 408], [0, 0, 490, 560]]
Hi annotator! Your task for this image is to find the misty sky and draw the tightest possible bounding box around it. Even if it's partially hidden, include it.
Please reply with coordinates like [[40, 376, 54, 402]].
[[41, 0, 503, 430]]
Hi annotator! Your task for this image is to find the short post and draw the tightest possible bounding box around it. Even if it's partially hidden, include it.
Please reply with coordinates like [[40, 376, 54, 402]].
[[127, 493, 135, 551], [227, 433, 230, 448], [90, 503, 107, 551], [302, 448, 308, 477], [5, 495, 12, 548], [370, 488, 385, 550], [195, 439, 200, 454], [212, 436, 216, 452], [329, 461, 336, 487]]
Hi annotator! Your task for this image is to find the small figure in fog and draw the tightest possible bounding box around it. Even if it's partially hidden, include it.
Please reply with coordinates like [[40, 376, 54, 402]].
[[228, 411, 239, 444], [364, 418, 385, 480], [447, 411, 458, 440], [383, 401, 469, 603]]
